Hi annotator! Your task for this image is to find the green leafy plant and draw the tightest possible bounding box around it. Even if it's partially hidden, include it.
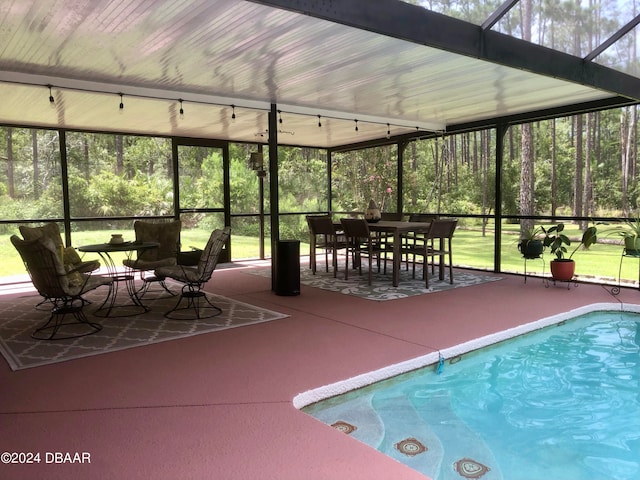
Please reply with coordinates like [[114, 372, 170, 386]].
[[542, 223, 597, 260], [519, 225, 543, 243], [616, 215, 640, 240], [517, 225, 545, 259]]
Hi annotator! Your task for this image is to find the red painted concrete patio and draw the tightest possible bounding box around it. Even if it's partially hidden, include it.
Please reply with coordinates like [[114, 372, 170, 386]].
[[1, 262, 637, 480]]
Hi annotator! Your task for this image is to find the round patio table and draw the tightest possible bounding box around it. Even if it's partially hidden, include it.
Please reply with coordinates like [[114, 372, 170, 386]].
[[78, 241, 159, 317]]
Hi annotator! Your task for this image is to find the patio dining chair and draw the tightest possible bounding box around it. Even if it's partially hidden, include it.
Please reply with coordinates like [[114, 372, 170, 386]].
[[306, 215, 347, 277], [402, 218, 457, 287], [340, 218, 388, 285], [11, 234, 112, 340], [403, 213, 440, 272], [154, 226, 231, 320]]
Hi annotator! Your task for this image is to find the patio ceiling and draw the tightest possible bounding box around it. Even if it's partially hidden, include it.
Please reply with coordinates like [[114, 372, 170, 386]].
[[0, 0, 639, 149]]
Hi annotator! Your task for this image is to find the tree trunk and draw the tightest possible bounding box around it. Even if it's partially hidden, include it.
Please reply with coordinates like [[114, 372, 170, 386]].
[[519, 0, 534, 236], [520, 123, 534, 234], [32, 130, 40, 198], [6, 128, 14, 198], [551, 118, 557, 219], [574, 115, 584, 220], [116, 135, 124, 175]]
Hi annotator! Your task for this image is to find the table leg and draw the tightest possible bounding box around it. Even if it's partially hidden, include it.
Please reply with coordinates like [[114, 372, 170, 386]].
[[92, 251, 149, 317]]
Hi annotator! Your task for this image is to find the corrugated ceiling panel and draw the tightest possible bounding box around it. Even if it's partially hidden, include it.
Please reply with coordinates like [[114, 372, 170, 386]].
[[0, 0, 621, 147]]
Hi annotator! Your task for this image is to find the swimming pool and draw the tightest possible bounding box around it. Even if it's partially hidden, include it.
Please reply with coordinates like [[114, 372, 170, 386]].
[[299, 304, 640, 480]]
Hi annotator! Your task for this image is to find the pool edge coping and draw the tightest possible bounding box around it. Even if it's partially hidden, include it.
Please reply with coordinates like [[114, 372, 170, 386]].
[[293, 302, 640, 409]]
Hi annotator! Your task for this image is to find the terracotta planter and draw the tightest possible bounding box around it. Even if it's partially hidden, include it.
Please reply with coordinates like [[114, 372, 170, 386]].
[[550, 259, 575, 281]]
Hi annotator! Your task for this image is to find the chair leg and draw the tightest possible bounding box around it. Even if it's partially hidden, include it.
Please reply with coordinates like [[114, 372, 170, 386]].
[[425, 257, 430, 288], [324, 241, 329, 272], [310, 240, 316, 274], [344, 245, 350, 280], [138, 273, 176, 299], [32, 297, 102, 340], [164, 284, 222, 320]]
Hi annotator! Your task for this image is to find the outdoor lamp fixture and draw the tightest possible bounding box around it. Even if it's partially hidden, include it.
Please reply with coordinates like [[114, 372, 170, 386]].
[[249, 152, 265, 176]]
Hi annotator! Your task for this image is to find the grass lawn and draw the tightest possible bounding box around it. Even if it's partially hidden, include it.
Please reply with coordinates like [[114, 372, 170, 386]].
[[1, 223, 637, 287]]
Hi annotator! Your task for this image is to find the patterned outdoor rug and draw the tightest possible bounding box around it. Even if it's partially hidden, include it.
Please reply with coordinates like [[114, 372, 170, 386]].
[[0, 281, 288, 370], [250, 261, 502, 301]]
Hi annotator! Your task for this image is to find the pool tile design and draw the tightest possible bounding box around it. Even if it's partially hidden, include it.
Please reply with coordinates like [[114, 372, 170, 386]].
[[454, 457, 490, 479], [331, 421, 357, 434], [394, 437, 427, 456]]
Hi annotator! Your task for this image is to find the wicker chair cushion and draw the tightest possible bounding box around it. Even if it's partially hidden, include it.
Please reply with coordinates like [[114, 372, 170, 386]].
[[19, 223, 63, 248], [19, 223, 99, 274], [132, 220, 181, 262], [38, 237, 84, 288]]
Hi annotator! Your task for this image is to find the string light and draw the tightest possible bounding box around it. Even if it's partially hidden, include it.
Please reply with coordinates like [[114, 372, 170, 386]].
[[32, 82, 435, 138], [47, 85, 55, 107]]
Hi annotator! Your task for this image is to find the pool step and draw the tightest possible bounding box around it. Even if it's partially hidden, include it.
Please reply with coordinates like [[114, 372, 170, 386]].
[[373, 393, 445, 479], [415, 393, 503, 480], [309, 392, 385, 447]]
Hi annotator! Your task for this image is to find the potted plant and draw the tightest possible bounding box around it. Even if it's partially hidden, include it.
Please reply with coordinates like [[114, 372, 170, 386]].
[[517, 225, 544, 259], [616, 215, 640, 255], [542, 223, 597, 281]]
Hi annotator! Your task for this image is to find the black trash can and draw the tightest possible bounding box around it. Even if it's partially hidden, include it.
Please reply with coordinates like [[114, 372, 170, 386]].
[[275, 240, 300, 296]]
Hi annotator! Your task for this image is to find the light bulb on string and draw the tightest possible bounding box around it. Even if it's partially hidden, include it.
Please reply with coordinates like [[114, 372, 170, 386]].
[[317, 115, 322, 128], [278, 110, 283, 124], [47, 85, 55, 107], [179, 99, 184, 119], [354, 119, 359, 132], [231, 104, 236, 122], [119, 93, 124, 112], [386, 123, 391, 139]]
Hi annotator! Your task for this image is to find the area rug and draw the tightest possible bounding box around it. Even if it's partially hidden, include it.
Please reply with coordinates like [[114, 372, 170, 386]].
[[0, 283, 289, 370], [249, 262, 502, 301]]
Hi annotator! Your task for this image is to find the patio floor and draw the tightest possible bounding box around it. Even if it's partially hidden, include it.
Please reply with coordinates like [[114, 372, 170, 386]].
[[1, 261, 637, 480]]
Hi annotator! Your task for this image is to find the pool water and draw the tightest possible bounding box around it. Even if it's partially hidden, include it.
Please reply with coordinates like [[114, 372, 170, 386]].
[[303, 311, 640, 480]]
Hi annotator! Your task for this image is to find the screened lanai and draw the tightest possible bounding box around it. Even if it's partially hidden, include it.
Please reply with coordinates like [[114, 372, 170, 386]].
[[2, 0, 640, 284]]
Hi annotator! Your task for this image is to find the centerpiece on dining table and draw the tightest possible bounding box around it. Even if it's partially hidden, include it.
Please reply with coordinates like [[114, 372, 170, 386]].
[[364, 199, 382, 223]]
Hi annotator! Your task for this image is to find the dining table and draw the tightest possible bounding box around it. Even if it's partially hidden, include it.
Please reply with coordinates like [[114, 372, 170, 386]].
[[336, 220, 432, 287], [367, 220, 433, 286]]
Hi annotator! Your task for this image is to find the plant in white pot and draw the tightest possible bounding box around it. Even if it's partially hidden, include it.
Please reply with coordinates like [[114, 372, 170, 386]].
[[542, 223, 597, 281], [617, 215, 640, 255]]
